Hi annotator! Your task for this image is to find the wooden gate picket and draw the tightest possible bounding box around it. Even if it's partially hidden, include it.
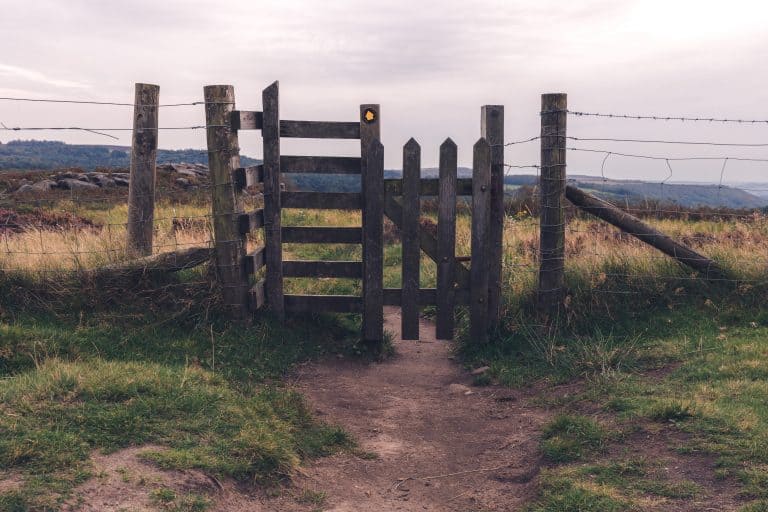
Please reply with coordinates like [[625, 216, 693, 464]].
[[212, 82, 503, 345]]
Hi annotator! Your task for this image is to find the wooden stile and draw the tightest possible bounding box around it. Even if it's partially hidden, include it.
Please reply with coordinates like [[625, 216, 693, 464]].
[[262, 81, 285, 319], [436, 138, 458, 340], [401, 138, 421, 340], [481, 105, 504, 328], [470, 138, 492, 343], [204, 85, 250, 321], [238, 209, 264, 235], [538, 93, 567, 317], [127, 83, 159, 257], [361, 104, 383, 345]]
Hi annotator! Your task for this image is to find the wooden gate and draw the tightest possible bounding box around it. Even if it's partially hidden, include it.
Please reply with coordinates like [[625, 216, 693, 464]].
[[205, 81, 504, 344]]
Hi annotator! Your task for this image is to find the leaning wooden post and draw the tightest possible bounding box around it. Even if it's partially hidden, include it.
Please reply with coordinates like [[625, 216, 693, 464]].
[[481, 105, 504, 329], [126, 83, 159, 257], [203, 85, 250, 322], [262, 81, 285, 320], [471, 138, 492, 343], [401, 138, 421, 340], [538, 93, 567, 317], [361, 105, 383, 346]]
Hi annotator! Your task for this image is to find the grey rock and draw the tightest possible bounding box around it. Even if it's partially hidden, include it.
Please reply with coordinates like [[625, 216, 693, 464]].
[[31, 180, 57, 191], [59, 178, 100, 191]]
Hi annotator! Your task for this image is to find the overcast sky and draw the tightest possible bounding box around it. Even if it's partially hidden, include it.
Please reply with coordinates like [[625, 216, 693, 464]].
[[1, 0, 767, 182]]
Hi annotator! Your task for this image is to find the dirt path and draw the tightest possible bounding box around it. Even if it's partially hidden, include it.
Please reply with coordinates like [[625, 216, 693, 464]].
[[277, 306, 549, 511]]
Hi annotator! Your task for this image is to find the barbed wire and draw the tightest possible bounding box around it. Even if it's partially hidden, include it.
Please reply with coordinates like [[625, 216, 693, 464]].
[[0, 96, 232, 107], [565, 110, 768, 124]]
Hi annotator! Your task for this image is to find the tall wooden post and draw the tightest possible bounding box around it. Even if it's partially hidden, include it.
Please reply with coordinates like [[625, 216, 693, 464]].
[[262, 81, 285, 320], [204, 85, 250, 322], [436, 138, 457, 340], [481, 105, 504, 329], [470, 138, 492, 343], [126, 83, 159, 257], [538, 93, 567, 316], [361, 104, 383, 346], [401, 138, 421, 340]]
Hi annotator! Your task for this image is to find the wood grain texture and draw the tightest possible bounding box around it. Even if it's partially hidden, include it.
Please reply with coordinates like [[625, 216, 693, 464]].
[[204, 85, 250, 321], [482, 105, 504, 328], [280, 155, 361, 174], [384, 178, 472, 197], [360, 104, 382, 345], [282, 192, 362, 210], [284, 294, 363, 313], [565, 185, 729, 279], [436, 138, 458, 340], [231, 110, 263, 131], [244, 246, 266, 275], [538, 93, 567, 316], [280, 120, 360, 139], [282, 260, 362, 278], [127, 83, 159, 257], [401, 138, 421, 340], [281, 226, 362, 244], [238, 209, 264, 235], [383, 287, 469, 306], [250, 279, 266, 311], [262, 81, 284, 319], [470, 138, 492, 343], [362, 135, 384, 344], [231, 165, 263, 191]]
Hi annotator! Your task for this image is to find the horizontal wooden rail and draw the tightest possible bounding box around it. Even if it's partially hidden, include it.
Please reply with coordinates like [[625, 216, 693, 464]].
[[232, 165, 264, 191], [282, 226, 362, 244], [385, 178, 473, 196], [280, 155, 362, 174], [249, 279, 266, 311], [238, 209, 265, 235], [282, 192, 362, 210], [243, 246, 266, 275], [280, 120, 360, 139], [283, 260, 362, 278], [231, 110, 263, 130], [383, 288, 469, 306], [284, 294, 363, 313]]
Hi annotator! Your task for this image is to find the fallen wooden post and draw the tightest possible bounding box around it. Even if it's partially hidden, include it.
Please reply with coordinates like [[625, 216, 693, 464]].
[[88, 247, 212, 280], [565, 185, 730, 279]]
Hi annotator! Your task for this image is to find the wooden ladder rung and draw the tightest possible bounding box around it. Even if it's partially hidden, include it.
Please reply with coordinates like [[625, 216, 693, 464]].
[[283, 260, 362, 278], [284, 294, 363, 313], [243, 247, 266, 275], [232, 165, 264, 190], [249, 279, 266, 311], [282, 226, 362, 244], [238, 209, 264, 235]]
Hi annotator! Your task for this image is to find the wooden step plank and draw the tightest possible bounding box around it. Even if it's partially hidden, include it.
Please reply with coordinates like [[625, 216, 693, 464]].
[[284, 294, 363, 313], [282, 226, 362, 244], [232, 165, 264, 191], [280, 156, 361, 174], [282, 192, 362, 210], [249, 279, 266, 311], [383, 288, 469, 306], [231, 110, 263, 130], [243, 247, 266, 275], [384, 178, 473, 196], [283, 260, 362, 278], [237, 209, 264, 235], [280, 120, 360, 139]]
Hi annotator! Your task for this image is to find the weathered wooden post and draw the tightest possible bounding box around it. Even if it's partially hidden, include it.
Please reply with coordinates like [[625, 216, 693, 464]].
[[481, 105, 504, 329], [436, 138, 457, 340], [203, 85, 250, 322], [126, 83, 159, 257], [262, 81, 285, 320], [538, 93, 567, 316], [471, 138, 492, 343], [401, 138, 421, 340], [361, 104, 383, 347]]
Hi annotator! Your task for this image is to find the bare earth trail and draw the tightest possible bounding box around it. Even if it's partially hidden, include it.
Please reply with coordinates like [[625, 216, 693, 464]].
[[276, 306, 549, 512]]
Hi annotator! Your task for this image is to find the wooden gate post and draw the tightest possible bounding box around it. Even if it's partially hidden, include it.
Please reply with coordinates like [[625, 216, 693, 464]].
[[436, 138, 458, 340], [204, 85, 250, 322], [262, 81, 285, 320], [471, 138, 492, 343], [481, 105, 504, 329], [401, 138, 421, 340], [538, 93, 567, 316], [127, 83, 159, 257], [361, 105, 383, 346]]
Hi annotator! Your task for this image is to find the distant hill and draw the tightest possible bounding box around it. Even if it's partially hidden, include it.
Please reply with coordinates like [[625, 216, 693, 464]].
[[0, 139, 259, 170]]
